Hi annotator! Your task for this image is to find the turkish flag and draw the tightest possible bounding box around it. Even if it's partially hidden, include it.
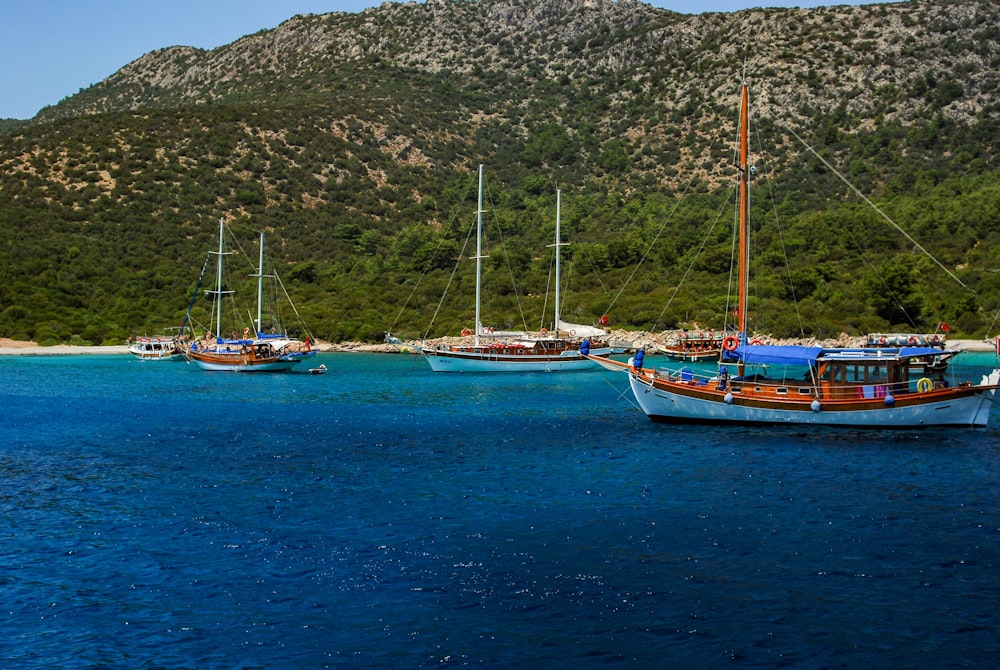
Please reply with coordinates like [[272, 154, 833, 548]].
[[938, 321, 951, 332]]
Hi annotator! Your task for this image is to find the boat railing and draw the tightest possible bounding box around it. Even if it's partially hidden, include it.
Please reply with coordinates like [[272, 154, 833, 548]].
[[647, 363, 961, 399]]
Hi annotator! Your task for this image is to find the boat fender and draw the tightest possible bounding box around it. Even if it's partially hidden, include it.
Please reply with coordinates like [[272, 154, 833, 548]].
[[724, 392, 734, 405], [810, 400, 821, 413], [580, 339, 590, 356], [916, 377, 933, 393], [723, 335, 739, 352], [633, 349, 645, 371], [884, 393, 895, 406]]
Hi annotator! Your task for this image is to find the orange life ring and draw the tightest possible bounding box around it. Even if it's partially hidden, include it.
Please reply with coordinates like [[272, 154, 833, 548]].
[[749, 338, 763, 346], [461, 328, 473, 337], [723, 335, 739, 352]]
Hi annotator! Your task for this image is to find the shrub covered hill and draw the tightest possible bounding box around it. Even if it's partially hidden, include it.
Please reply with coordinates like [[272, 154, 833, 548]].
[[1, 0, 999, 346]]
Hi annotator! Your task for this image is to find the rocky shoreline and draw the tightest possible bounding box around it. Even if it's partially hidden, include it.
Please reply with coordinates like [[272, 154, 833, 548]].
[[1, 331, 995, 356]]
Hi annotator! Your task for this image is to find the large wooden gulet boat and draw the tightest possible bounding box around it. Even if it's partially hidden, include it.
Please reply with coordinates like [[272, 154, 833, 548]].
[[421, 166, 611, 372], [184, 217, 316, 372], [595, 85, 1000, 428]]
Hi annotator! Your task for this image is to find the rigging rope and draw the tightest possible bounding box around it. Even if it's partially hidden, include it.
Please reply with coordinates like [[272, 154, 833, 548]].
[[780, 121, 971, 292]]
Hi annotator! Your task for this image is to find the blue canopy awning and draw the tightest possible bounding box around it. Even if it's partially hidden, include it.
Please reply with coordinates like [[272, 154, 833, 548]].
[[724, 345, 824, 366], [723, 344, 951, 367]]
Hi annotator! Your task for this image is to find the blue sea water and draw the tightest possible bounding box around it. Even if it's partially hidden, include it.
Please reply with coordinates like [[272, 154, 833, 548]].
[[1, 351, 999, 669]]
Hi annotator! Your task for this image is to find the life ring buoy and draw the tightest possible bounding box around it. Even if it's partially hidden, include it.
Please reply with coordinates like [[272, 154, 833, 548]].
[[461, 328, 473, 337], [570, 329, 576, 337], [908, 336, 917, 345], [722, 335, 739, 352], [749, 338, 763, 346], [916, 377, 933, 393]]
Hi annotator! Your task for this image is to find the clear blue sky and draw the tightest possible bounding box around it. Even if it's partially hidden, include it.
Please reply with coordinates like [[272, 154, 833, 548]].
[[0, 0, 889, 120]]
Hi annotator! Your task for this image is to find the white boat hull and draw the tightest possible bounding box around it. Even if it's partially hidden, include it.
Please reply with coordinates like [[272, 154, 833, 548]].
[[422, 346, 612, 372], [128, 340, 184, 361], [628, 373, 998, 427], [130, 350, 185, 361]]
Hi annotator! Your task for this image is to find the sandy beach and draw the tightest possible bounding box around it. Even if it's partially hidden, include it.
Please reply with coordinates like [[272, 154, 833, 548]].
[[0, 337, 390, 356], [0, 334, 995, 356]]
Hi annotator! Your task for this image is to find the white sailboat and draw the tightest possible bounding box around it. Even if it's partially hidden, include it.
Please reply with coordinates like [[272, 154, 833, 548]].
[[185, 217, 316, 372], [615, 85, 1000, 427], [421, 165, 611, 372]]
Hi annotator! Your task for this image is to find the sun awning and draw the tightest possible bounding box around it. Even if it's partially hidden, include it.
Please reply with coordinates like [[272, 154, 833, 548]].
[[724, 345, 824, 366]]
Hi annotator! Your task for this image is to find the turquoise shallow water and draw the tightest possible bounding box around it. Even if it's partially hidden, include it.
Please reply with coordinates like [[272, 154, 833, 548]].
[[1, 352, 999, 668]]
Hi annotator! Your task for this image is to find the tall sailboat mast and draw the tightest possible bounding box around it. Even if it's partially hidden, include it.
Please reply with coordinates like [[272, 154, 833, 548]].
[[555, 189, 562, 336], [737, 85, 750, 344], [547, 189, 569, 336], [206, 216, 234, 340], [256, 231, 266, 336], [474, 164, 485, 347]]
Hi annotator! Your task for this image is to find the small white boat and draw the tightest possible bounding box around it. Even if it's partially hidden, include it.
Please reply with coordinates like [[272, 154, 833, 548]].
[[308, 364, 327, 375], [128, 332, 185, 361]]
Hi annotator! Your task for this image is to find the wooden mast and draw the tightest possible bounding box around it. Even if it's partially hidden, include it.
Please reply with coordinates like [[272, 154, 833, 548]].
[[737, 85, 750, 344]]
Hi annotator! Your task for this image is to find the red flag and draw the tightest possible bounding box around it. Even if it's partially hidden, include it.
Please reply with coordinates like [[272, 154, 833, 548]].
[[938, 321, 951, 333], [599, 314, 609, 325]]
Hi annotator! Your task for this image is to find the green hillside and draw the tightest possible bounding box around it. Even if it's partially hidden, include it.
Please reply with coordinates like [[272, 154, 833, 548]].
[[1, 0, 998, 345]]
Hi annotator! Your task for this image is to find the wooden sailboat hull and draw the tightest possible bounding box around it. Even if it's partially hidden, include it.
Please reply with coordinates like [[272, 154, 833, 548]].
[[628, 373, 998, 427], [187, 347, 311, 372]]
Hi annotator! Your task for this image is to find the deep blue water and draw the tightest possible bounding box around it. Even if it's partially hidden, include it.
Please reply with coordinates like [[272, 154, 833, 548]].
[[2, 352, 999, 669]]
